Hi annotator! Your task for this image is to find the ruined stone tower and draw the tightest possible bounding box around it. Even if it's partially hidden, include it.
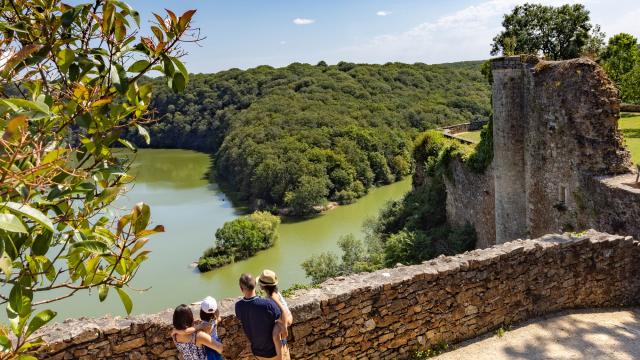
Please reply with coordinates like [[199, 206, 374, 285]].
[[491, 57, 529, 243], [489, 56, 631, 244]]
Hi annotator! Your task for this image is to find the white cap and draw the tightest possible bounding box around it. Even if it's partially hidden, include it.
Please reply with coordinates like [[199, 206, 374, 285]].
[[201, 296, 217, 313]]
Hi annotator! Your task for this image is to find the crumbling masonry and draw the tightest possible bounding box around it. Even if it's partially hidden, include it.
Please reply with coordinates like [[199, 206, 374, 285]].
[[446, 56, 640, 246]]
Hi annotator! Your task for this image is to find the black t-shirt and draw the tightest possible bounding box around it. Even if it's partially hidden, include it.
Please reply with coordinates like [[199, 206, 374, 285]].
[[235, 296, 282, 357]]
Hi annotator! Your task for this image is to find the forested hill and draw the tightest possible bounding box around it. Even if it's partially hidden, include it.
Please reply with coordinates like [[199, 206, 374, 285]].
[[136, 61, 491, 214]]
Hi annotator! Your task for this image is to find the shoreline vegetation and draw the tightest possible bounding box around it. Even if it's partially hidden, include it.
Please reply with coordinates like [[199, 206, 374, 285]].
[[131, 61, 491, 216], [197, 211, 281, 272]]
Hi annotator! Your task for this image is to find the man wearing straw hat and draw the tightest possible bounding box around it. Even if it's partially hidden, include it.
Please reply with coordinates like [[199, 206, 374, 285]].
[[235, 273, 286, 360]]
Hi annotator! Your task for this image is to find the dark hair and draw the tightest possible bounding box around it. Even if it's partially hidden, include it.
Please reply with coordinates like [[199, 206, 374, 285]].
[[239, 273, 255, 291], [173, 304, 194, 330], [200, 309, 219, 323], [261, 284, 278, 297]]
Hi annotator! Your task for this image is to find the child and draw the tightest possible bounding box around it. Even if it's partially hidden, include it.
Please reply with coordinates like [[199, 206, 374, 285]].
[[258, 269, 292, 360], [200, 296, 223, 360], [177, 296, 224, 360]]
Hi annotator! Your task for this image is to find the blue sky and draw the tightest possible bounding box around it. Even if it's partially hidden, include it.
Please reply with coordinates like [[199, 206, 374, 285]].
[[126, 0, 640, 73]]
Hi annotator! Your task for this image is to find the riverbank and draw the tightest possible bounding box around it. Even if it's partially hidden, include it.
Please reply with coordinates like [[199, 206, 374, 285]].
[[40, 149, 412, 320]]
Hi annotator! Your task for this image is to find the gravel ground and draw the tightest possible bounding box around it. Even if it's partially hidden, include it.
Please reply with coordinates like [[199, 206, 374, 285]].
[[435, 308, 640, 360]]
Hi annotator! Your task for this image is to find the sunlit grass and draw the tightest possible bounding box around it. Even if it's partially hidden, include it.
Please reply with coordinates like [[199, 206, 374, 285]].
[[619, 113, 640, 165], [455, 131, 482, 143]]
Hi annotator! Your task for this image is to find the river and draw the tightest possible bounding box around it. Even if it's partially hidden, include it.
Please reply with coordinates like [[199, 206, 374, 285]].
[[46, 149, 411, 320]]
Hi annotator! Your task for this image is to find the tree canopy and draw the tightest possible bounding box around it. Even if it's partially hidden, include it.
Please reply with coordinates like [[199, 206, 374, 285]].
[[600, 33, 640, 104], [601, 33, 640, 82], [134, 61, 491, 215], [198, 211, 280, 272], [491, 3, 602, 60]]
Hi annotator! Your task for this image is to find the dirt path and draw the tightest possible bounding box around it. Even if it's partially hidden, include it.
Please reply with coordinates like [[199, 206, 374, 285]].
[[435, 308, 640, 360]]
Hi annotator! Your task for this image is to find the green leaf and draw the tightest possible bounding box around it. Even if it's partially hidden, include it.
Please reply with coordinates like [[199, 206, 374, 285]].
[[172, 72, 186, 93], [32, 231, 52, 256], [116, 288, 133, 314], [0, 22, 28, 33], [132, 203, 151, 234], [136, 124, 150, 145], [162, 54, 175, 77], [56, 48, 75, 73], [172, 56, 189, 82], [60, 9, 77, 28], [127, 59, 150, 73], [114, 15, 126, 42], [99, 285, 109, 302], [2, 202, 54, 232], [1, 98, 49, 114], [102, 2, 115, 35], [25, 309, 56, 338], [70, 240, 109, 254], [0, 253, 12, 277], [110, 63, 128, 94], [41, 148, 66, 165], [0, 336, 11, 351], [9, 285, 32, 317], [0, 213, 27, 233], [131, 10, 141, 27], [118, 138, 136, 151]]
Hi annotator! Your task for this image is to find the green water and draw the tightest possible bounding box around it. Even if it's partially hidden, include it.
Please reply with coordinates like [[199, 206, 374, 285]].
[[46, 149, 411, 320]]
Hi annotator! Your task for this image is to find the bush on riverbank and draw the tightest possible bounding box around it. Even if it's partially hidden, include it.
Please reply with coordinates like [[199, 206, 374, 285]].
[[301, 130, 480, 284], [198, 211, 280, 272]]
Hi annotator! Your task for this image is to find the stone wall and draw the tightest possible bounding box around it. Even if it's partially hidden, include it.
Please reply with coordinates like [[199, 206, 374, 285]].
[[444, 159, 495, 248], [441, 120, 488, 144], [621, 103, 640, 112], [444, 56, 636, 247], [582, 174, 640, 239], [37, 230, 640, 359], [522, 58, 629, 239]]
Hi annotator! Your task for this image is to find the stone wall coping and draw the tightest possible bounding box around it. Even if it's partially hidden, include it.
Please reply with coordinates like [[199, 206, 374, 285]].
[[595, 173, 640, 194], [37, 229, 635, 351]]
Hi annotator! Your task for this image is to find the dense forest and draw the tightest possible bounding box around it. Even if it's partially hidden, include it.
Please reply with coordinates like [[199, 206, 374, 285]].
[[133, 61, 491, 214]]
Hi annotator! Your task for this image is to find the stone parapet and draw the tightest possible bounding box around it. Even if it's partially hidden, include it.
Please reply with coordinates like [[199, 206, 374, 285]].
[[37, 230, 640, 359]]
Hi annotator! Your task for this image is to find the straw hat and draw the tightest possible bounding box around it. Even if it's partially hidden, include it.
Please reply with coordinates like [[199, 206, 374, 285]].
[[258, 269, 278, 286]]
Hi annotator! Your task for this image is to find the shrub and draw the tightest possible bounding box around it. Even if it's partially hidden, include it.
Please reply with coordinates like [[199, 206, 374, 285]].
[[0, 1, 196, 356], [198, 211, 280, 272], [301, 252, 341, 285]]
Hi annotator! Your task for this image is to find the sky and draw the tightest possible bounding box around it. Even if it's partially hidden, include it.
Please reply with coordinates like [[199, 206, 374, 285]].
[[125, 0, 640, 74]]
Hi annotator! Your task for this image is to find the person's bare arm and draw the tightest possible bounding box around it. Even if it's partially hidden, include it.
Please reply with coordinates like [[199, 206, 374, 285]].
[[272, 323, 284, 360], [271, 293, 293, 327], [196, 331, 223, 353], [172, 326, 197, 336]]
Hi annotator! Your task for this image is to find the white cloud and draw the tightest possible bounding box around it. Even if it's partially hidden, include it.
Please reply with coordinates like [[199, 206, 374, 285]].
[[338, 0, 635, 65], [376, 11, 391, 17], [280, 40, 287, 45], [293, 18, 315, 25]]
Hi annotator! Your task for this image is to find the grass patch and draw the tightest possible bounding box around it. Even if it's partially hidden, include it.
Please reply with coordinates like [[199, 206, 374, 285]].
[[455, 131, 482, 143], [495, 324, 512, 338], [280, 283, 320, 297], [619, 113, 640, 165], [410, 343, 451, 358]]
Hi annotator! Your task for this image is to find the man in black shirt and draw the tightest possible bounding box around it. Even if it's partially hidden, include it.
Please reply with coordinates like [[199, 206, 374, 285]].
[[235, 273, 284, 359]]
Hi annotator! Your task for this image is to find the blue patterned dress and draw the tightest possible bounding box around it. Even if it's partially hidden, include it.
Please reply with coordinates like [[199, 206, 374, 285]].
[[173, 332, 206, 360]]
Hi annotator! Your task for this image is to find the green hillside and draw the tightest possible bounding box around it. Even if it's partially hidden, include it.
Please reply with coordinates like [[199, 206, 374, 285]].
[[136, 61, 491, 214]]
